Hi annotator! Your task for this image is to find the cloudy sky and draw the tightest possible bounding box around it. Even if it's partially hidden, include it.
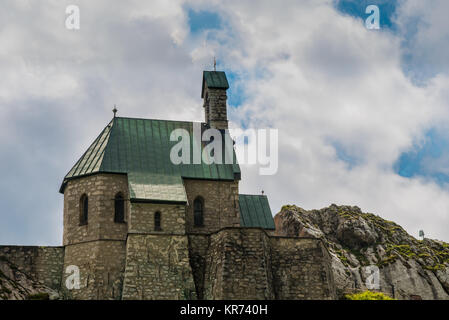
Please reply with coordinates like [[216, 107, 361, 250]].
[[1, 0, 448, 244]]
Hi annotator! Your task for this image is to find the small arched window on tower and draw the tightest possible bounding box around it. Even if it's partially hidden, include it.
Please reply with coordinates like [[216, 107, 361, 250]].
[[79, 194, 88, 225], [114, 192, 125, 223], [154, 211, 162, 231], [193, 197, 204, 227]]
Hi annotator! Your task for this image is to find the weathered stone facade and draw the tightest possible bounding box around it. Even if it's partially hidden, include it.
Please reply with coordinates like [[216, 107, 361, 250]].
[[184, 179, 240, 234], [270, 236, 335, 299], [0, 246, 63, 290], [0, 171, 337, 300], [62, 240, 126, 300], [203, 86, 229, 130], [191, 228, 336, 300], [129, 202, 186, 234], [122, 234, 196, 300], [59, 173, 129, 299], [63, 173, 129, 245]]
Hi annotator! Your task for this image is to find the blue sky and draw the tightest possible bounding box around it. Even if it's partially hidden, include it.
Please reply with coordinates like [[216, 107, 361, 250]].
[[187, 8, 222, 34], [395, 129, 449, 186], [335, 0, 397, 29]]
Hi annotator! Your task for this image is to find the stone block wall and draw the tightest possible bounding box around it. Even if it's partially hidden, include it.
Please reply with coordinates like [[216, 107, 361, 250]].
[[270, 237, 336, 299], [63, 173, 129, 246], [203, 228, 274, 299], [184, 179, 240, 234], [2, 172, 337, 300], [204, 87, 228, 130], [62, 240, 126, 300], [0, 232, 336, 300], [121, 234, 196, 300], [187, 228, 337, 300], [188, 235, 210, 299], [62, 173, 129, 300], [128, 202, 186, 234], [0, 246, 64, 290]]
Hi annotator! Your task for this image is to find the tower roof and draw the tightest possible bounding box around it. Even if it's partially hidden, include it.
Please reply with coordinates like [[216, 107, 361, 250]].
[[201, 71, 229, 98], [60, 117, 241, 202]]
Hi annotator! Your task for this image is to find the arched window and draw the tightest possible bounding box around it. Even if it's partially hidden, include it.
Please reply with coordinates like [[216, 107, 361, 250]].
[[154, 211, 161, 231], [79, 194, 88, 225], [193, 197, 204, 227], [114, 192, 125, 223]]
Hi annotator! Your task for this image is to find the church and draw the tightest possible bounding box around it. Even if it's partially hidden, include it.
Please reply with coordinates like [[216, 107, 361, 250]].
[[1, 71, 336, 300]]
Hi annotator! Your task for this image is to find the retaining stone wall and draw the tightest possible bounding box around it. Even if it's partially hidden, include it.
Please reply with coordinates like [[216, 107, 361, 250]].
[[122, 234, 196, 300], [0, 246, 64, 290]]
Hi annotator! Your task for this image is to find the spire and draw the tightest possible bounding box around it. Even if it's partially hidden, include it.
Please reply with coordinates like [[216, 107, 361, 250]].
[[112, 105, 118, 118], [213, 56, 216, 71]]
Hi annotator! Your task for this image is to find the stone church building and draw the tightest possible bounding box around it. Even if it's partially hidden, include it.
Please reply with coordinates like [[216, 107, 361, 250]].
[[0, 71, 336, 300]]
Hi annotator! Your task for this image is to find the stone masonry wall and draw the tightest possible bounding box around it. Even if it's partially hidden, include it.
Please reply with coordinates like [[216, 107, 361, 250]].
[[0, 246, 64, 290], [204, 86, 228, 130], [202, 228, 274, 299], [188, 228, 337, 300], [184, 179, 240, 234], [129, 202, 185, 234], [63, 173, 129, 246], [188, 235, 210, 299], [62, 173, 128, 300], [270, 237, 337, 299], [3, 172, 336, 300], [122, 234, 196, 300], [0, 232, 337, 300], [62, 240, 126, 300]]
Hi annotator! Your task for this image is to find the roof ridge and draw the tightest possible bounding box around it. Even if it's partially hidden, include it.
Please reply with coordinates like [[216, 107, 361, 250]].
[[115, 116, 204, 124]]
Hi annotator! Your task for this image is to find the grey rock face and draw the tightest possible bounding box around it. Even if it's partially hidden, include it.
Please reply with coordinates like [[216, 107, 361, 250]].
[[0, 257, 59, 300], [275, 204, 449, 300]]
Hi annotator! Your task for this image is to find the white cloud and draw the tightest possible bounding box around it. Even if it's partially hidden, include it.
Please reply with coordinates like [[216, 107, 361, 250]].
[[211, 0, 449, 241], [395, 0, 449, 80]]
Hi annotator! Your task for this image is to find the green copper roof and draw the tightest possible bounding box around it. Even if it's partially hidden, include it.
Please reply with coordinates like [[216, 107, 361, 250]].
[[239, 194, 275, 230], [65, 120, 112, 179], [60, 117, 241, 201], [201, 71, 229, 98], [128, 172, 187, 203]]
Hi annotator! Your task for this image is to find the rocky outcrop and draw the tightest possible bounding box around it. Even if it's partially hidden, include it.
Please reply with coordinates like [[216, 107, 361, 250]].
[[0, 256, 59, 300], [275, 204, 449, 300]]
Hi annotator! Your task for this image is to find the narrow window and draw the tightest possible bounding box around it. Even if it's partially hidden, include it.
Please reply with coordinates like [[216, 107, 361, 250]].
[[79, 194, 88, 225], [154, 211, 161, 231], [114, 192, 125, 223], [194, 197, 204, 227]]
